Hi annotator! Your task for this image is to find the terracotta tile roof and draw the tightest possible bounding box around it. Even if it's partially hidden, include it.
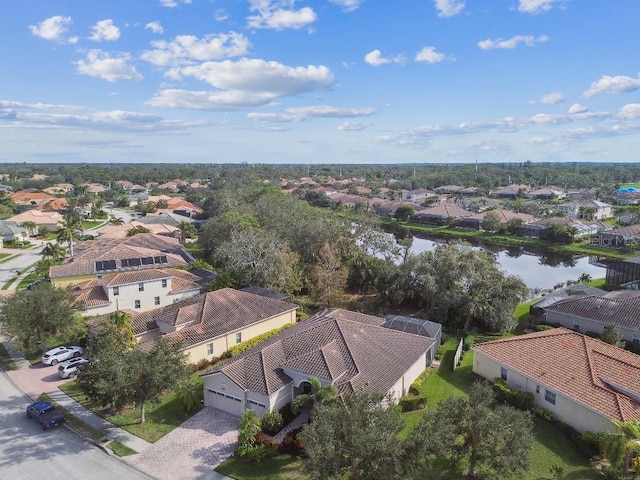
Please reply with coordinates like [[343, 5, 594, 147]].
[[206, 308, 435, 397], [71, 279, 109, 307], [473, 328, 640, 423], [134, 288, 298, 350], [545, 295, 640, 331], [414, 204, 473, 219]]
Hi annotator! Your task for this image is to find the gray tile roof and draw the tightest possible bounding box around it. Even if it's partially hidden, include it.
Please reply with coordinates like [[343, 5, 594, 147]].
[[205, 308, 436, 397], [545, 295, 640, 331]]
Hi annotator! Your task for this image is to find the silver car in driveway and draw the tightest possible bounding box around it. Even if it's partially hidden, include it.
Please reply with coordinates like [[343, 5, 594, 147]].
[[41, 346, 84, 366], [58, 357, 89, 378]]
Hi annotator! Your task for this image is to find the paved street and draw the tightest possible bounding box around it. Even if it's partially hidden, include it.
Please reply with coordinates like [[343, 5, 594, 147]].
[[0, 372, 154, 480], [0, 244, 43, 291]]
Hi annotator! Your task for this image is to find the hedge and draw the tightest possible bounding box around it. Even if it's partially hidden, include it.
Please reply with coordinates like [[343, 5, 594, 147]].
[[399, 395, 427, 412], [492, 378, 534, 411], [228, 323, 295, 357]]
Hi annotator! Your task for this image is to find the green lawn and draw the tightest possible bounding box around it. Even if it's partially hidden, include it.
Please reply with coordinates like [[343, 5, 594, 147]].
[[107, 440, 137, 456], [216, 455, 307, 480], [60, 379, 202, 443]]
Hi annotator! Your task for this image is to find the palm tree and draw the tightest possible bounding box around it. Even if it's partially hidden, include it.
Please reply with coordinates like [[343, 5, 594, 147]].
[[41, 242, 67, 263], [577, 273, 592, 284], [126, 225, 151, 237], [108, 215, 124, 225], [177, 221, 196, 244], [56, 214, 83, 257], [600, 420, 640, 475], [21, 221, 37, 238]]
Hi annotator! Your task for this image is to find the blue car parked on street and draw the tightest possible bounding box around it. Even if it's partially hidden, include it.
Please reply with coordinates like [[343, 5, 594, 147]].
[[26, 401, 66, 430]]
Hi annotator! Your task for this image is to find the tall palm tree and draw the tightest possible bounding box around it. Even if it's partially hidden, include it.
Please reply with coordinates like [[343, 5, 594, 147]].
[[108, 214, 124, 225], [56, 214, 83, 257], [41, 242, 67, 263]]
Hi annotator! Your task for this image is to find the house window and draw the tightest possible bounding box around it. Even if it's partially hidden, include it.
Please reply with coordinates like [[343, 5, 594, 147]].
[[235, 332, 242, 344], [134, 300, 141, 309], [96, 274, 103, 279], [573, 319, 581, 331], [633, 334, 640, 345], [500, 366, 508, 381], [154, 296, 160, 306], [162, 279, 168, 288], [536, 385, 540, 394], [207, 343, 213, 355], [113, 286, 119, 296], [545, 389, 556, 405], [138, 282, 144, 292]]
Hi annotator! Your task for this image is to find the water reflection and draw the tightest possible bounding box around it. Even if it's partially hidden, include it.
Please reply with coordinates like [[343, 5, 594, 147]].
[[407, 234, 604, 291]]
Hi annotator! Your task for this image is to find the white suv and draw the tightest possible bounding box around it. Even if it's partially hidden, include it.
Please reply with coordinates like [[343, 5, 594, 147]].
[[58, 357, 89, 378], [41, 346, 84, 366]]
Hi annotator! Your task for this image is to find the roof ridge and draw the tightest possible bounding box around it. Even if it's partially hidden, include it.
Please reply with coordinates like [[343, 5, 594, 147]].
[[332, 319, 359, 377], [582, 334, 600, 387]]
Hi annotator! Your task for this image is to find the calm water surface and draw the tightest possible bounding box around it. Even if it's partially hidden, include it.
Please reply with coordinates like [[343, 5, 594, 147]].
[[409, 236, 605, 291]]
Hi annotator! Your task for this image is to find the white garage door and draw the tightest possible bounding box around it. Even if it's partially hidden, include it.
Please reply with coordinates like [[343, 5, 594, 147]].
[[207, 388, 244, 416]]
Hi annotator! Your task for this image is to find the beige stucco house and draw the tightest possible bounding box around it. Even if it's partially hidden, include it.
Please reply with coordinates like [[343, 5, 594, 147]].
[[90, 288, 300, 364], [202, 308, 438, 417], [473, 328, 640, 433], [6, 209, 62, 232]]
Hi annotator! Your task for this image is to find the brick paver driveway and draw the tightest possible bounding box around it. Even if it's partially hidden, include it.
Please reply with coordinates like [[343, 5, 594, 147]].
[[127, 407, 238, 480], [7, 361, 74, 399]]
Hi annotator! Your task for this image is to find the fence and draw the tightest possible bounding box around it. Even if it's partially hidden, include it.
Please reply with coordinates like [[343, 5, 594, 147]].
[[452, 337, 464, 371]]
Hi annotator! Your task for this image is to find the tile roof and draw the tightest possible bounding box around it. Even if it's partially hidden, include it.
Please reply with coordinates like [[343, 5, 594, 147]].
[[70, 279, 109, 307], [414, 204, 473, 219], [50, 234, 189, 278], [545, 295, 640, 331], [473, 328, 640, 423], [205, 308, 435, 397], [134, 288, 298, 350]]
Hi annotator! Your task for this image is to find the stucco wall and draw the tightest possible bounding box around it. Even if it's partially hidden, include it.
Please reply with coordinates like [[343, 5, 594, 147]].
[[388, 351, 428, 401], [183, 310, 296, 364], [472, 349, 616, 433]]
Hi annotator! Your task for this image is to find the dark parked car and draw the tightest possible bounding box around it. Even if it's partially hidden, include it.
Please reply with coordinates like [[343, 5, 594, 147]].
[[26, 401, 66, 430]]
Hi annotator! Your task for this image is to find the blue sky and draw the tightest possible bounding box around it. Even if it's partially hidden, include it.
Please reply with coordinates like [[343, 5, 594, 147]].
[[1, 0, 639, 164]]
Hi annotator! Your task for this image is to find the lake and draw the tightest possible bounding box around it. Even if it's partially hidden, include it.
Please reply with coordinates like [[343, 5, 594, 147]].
[[408, 235, 606, 292]]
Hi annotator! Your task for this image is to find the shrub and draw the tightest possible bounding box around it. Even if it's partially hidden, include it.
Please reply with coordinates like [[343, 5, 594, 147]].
[[580, 431, 602, 457], [235, 444, 277, 462], [492, 378, 534, 410], [434, 345, 446, 360], [192, 357, 211, 372], [175, 376, 203, 413], [625, 341, 640, 355], [228, 324, 294, 357], [399, 395, 427, 412], [278, 427, 305, 456], [261, 412, 284, 435], [536, 324, 555, 331], [462, 334, 475, 352], [531, 406, 557, 423]]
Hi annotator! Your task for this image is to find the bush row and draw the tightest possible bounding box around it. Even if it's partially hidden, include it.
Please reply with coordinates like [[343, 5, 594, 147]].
[[492, 378, 534, 411], [531, 406, 601, 458], [399, 395, 427, 412]]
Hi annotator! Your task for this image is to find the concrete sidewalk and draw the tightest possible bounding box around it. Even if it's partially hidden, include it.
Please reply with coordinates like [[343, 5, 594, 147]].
[[1, 340, 152, 453]]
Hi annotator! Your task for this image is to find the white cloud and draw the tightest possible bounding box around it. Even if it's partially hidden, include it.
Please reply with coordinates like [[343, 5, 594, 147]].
[[89, 19, 120, 42], [532, 91, 565, 104], [518, 0, 564, 14], [141, 32, 250, 67], [364, 49, 404, 66], [148, 58, 334, 110], [247, 105, 375, 123], [29, 16, 77, 43], [75, 50, 143, 82], [160, 0, 192, 7], [329, 0, 364, 12], [338, 121, 371, 131], [568, 103, 587, 114], [583, 74, 640, 97], [478, 35, 548, 50], [434, 0, 465, 18], [145, 22, 164, 34], [247, 1, 317, 30], [287, 105, 376, 118], [414, 46, 448, 64], [214, 9, 229, 21], [619, 104, 640, 120]]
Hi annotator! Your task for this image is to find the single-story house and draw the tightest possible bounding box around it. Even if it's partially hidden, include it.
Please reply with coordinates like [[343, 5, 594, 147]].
[[490, 184, 529, 199], [88, 287, 298, 363], [202, 308, 440, 417], [0, 221, 27, 246], [525, 187, 566, 200], [529, 284, 606, 318], [520, 217, 605, 238], [590, 224, 640, 250], [543, 294, 640, 343], [556, 199, 612, 220], [5, 209, 62, 232], [456, 209, 535, 230], [473, 328, 640, 433], [412, 204, 473, 226]]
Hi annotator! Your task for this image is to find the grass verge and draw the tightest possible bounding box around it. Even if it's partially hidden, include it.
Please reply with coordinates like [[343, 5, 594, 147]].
[[108, 440, 137, 456], [216, 454, 307, 480], [0, 343, 19, 370], [60, 380, 201, 443], [38, 393, 105, 441]]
